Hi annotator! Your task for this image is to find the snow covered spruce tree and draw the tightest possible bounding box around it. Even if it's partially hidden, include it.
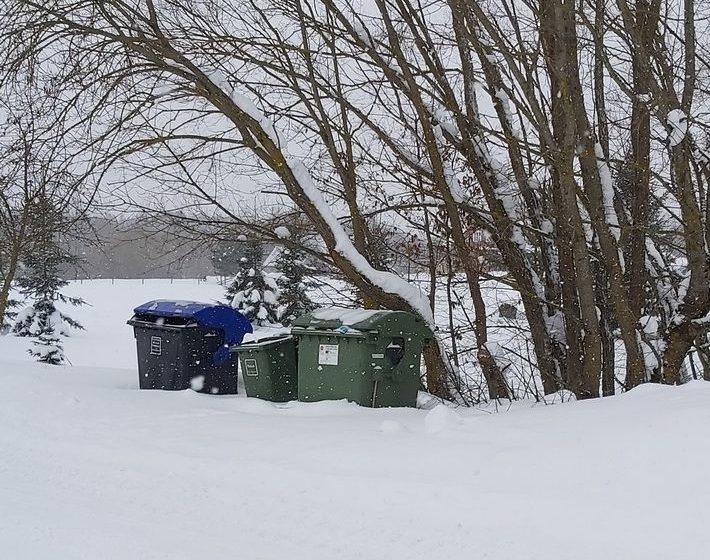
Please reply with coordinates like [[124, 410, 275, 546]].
[[274, 243, 316, 325], [12, 197, 84, 364], [225, 239, 280, 326], [13, 248, 85, 363]]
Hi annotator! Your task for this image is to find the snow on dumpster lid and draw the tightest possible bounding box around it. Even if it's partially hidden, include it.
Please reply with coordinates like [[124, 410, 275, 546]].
[[134, 300, 219, 318], [132, 300, 253, 364], [294, 307, 433, 336], [293, 307, 426, 333], [311, 308, 387, 325]]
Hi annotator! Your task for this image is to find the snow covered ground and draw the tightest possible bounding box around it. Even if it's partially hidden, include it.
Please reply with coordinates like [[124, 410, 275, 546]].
[[1, 278, 710, 559]]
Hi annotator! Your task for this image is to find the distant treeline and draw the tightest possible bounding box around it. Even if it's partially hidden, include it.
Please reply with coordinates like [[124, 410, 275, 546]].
[[63, 217, 216, 279]]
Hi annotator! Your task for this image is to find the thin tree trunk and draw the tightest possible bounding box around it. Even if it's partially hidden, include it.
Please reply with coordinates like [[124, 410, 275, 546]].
[[626, 0, 660, 321], [445, 237, 459, 368], [0, 247, 20, 324], [423, 207, 437, 313], [422, 337, 451, 399]]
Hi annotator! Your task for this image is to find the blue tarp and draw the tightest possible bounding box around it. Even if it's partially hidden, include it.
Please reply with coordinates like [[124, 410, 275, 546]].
[[132, 300, 253, 365]]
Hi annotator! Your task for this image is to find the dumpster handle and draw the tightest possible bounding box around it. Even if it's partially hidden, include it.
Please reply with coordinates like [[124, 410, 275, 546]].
[[291, 327, 370, 338], [126, 319, 197, 332]]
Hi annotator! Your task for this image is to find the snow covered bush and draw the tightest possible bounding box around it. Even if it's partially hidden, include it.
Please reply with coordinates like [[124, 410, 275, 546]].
[[0, 293, 20, 334], [225, 240, 280, 326]]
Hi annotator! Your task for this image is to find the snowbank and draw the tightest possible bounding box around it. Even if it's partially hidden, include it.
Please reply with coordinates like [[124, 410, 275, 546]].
[[1, 359, 709, 559]]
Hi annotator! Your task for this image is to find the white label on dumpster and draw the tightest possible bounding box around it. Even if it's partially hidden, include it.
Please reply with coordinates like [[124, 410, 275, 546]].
[[372, 353, 384, 359], [318, 344, 339, 366], [244, 358, 259, 377], [150, 336, 162, 356]]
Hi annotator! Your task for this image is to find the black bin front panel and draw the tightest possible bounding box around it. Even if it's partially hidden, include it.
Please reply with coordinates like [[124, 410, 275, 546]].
[[133, 325, 237, 394], [134, 326, 186, 390]]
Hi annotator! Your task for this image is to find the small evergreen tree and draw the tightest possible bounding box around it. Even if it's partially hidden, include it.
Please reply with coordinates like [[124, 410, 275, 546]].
[[13, 243, 85, 364], [225, 239, 280, 325], [275, 245, 317, 325], [12, 196, 84, 364]]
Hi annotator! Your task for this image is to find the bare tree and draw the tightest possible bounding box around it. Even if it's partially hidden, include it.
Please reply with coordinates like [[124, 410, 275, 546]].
[[0, 90, 92, 325]]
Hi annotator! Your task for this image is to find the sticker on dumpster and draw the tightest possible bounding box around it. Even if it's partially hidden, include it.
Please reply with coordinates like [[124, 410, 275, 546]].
[[318, 344, 339, 366], [244, 358, 259, 376], [372, 353, 384, 359], [150, 336, 162, 356]]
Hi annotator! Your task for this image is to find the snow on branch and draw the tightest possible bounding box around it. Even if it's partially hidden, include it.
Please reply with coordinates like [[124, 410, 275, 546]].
[[286, 158, 434, 324], [206, 69, 286, 149], [667, 109, 688, 147], [594, 143, 622, 243]]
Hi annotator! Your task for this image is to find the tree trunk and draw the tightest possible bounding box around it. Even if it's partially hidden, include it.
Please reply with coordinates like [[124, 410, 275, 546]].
[[469, 269, 511, 400], [422, 337, 452, 399], [626, 0, 659, 319], [661, 321, 699, 385], [0, 246, 21, 325]]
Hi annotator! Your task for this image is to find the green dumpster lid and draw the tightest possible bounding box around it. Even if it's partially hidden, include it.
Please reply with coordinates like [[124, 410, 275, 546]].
[[292, 307, 431, 335], [231, 334, 293, 351]]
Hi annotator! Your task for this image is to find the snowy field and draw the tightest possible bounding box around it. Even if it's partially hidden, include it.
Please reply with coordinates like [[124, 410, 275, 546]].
[[1, 279, 710, 559]]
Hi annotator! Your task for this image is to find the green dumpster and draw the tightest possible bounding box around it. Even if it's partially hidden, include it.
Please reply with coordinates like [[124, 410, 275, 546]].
[[291, 308, 431, 408], [231, 335, 298, 402]]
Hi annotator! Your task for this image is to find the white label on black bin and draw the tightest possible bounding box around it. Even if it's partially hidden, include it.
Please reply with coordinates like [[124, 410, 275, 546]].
[[150, 336, 162, 356], [244, 358, 259, 377], [318, 344, 339, 366]]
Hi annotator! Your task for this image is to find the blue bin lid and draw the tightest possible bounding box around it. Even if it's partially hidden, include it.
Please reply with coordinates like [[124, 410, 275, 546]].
[[133, 300, 253, 364]]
